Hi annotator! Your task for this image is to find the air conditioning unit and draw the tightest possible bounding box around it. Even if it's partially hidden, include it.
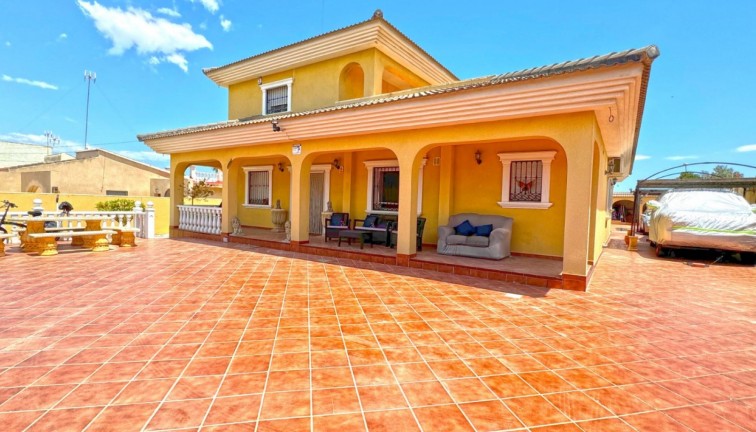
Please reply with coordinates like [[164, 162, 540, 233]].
[[606, 157, 622, 175]]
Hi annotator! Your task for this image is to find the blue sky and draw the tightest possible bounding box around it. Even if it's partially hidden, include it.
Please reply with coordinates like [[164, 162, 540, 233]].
[[1, 1, 754, 187]]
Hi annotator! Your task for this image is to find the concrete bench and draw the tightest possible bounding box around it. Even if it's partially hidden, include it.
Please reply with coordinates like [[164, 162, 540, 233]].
[[45, 226, 85, 232], [45, 226, 86, 244], [0, 232, 17, 256], [28, 230, 116, 256], [111, 227, 140, 247]]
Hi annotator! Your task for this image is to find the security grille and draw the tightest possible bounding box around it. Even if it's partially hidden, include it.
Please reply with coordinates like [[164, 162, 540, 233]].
[[265, 85, 288, 114], [509, 160, 542, 202], [373, 167, 399, 211], [247, 170, 270, 205]]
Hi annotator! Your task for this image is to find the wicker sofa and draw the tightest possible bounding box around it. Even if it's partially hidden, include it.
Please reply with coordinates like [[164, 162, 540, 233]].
[[437, 213, 513, 259], [353, 214, 396, 245]]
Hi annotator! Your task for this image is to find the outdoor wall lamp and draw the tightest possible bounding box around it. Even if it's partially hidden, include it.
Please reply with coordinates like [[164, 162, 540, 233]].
[[271, 119, 281, 132], [475, 150, 482, 165], [257, 77, 263, 85], [277, 162, 285, 172], [332, 158, 341, 170]]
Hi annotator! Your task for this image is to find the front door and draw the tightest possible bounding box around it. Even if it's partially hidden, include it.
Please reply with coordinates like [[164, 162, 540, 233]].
[[309, 172, 325, 234]]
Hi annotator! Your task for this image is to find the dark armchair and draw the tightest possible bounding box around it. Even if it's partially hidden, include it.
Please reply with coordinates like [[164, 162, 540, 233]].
[[389, 217, 426, 251], [324, 212, 350, 242]]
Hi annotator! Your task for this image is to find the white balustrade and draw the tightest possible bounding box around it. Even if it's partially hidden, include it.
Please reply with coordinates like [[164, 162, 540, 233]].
[[177, 205, 222, 234], [4, 199, 157, 239]]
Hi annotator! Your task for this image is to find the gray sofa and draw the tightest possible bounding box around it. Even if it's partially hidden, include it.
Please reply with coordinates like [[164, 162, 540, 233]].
[[437, 213, 513, 259]]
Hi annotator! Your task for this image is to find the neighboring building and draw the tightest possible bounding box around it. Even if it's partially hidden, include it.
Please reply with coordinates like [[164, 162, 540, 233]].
[[138, 10, 658, 290], [0, 148, 169, 197], [0, 141, 68, 169]]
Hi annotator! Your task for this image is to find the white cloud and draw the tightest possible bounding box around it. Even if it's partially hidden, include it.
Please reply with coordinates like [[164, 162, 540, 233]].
[[116, 150, 169, 164], [77, 1, 212, 72], [165, 53, 189, 72], [157, 7, 181, 17], [189, 0, 220, 14], [199, 22, 207, 30], [736, 144, 756, 152], [2, 74, 58, 90], [58, 33, 68, 41], [0, 132, 82, 150], [635, 154, 651, 161], [220, 15, 232, 32], [4, 41, 10, 47], [665, 155, 698, 161]]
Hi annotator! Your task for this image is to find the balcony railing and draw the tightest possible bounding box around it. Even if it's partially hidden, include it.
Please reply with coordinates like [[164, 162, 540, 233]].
[[178, 205, 222, 234]]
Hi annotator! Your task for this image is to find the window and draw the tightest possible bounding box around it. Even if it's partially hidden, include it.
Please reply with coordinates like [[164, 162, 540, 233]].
[[373, 167, 399, 211], [364, 160, 426, 215], [260, 78, 293, 115], [497, 151, 556, 209], [243, 166, 273, 208], [106, 190, 128, 196]]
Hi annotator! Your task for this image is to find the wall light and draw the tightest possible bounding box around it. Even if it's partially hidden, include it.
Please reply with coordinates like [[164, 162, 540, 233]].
[[257, 77, 263, 85], [474, 150, 482, 165], [332, 158, 341, 170], [271, 119, 281, 132], [277, 162, 284, 172]]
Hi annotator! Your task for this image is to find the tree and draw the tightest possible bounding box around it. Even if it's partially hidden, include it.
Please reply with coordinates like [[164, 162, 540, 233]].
[[184, 179, 213, 205], [679, 172, 702, 179], [710, 165, 743, 178]]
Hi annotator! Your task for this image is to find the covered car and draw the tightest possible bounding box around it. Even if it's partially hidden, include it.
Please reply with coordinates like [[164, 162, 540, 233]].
[[648, 190, 756, 253]]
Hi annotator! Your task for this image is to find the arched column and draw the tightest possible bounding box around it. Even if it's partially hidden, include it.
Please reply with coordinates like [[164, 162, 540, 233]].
[[394, 153, 422, 262], [289, 157, 313, 247], [221, 158, 238, 236], [558, 125, 596, 283]]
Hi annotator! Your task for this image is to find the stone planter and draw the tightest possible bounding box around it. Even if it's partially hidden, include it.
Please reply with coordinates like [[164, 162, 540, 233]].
[[271, 208, 287, 233]]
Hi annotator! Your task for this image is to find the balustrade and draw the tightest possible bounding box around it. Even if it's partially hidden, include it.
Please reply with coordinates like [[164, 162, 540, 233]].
[[177, 205, 222, 234]]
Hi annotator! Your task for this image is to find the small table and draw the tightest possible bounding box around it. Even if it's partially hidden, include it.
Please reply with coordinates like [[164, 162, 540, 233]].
[[338, 230, 373, 249]]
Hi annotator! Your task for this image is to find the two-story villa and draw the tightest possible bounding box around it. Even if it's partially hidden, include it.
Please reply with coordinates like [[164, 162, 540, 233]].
[[138, 10, 658, 290]]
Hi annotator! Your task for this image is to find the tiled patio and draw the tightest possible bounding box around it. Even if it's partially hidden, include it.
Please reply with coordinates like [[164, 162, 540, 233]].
[[0, 235, 754, 431]]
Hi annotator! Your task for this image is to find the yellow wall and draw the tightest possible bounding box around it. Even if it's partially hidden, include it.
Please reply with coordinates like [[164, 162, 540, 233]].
[[227, 49, 430, 120], [229, 157, 291, 228], [0, 192, 170, 236], [445, 141, 567, 257]]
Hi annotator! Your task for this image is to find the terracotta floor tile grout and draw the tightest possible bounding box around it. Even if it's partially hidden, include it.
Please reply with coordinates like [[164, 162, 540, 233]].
[[0, 236, 753, 431]]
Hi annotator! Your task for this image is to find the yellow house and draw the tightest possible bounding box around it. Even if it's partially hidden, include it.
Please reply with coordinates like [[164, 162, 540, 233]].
[[139, 10, 658, 290]]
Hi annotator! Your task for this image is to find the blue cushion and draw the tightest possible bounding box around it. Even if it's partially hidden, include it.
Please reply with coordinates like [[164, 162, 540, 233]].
[[363, 215, 379, 228], [475, 224, 493, 237], [454, 220, 475, 236], [330, 214, 347, 226]]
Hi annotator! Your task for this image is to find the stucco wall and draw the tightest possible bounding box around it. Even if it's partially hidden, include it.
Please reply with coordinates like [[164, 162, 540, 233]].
[[0, 142, 50, 168], [1, 154, 167, 196], [227, 48, 429, 120]]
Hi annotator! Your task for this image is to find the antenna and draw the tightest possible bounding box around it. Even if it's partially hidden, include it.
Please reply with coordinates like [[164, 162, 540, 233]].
[[83, 70, 97, 150], [44, 131, 60, 148]]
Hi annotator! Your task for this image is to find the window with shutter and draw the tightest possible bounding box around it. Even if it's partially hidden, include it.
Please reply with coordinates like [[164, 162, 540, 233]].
[[243, 166, 273, 208]]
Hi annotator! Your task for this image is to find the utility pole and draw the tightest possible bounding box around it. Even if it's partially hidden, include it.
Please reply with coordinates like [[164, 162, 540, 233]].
[[83, 70, 96, 150]]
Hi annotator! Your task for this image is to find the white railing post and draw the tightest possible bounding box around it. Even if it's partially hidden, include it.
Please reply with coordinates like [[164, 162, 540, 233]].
[[145, 201, 155, 238], [33, 198, 43, 213]]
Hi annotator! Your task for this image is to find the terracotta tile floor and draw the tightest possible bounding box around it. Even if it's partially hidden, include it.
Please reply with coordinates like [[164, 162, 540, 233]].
[[0, 236, 754, 431]]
